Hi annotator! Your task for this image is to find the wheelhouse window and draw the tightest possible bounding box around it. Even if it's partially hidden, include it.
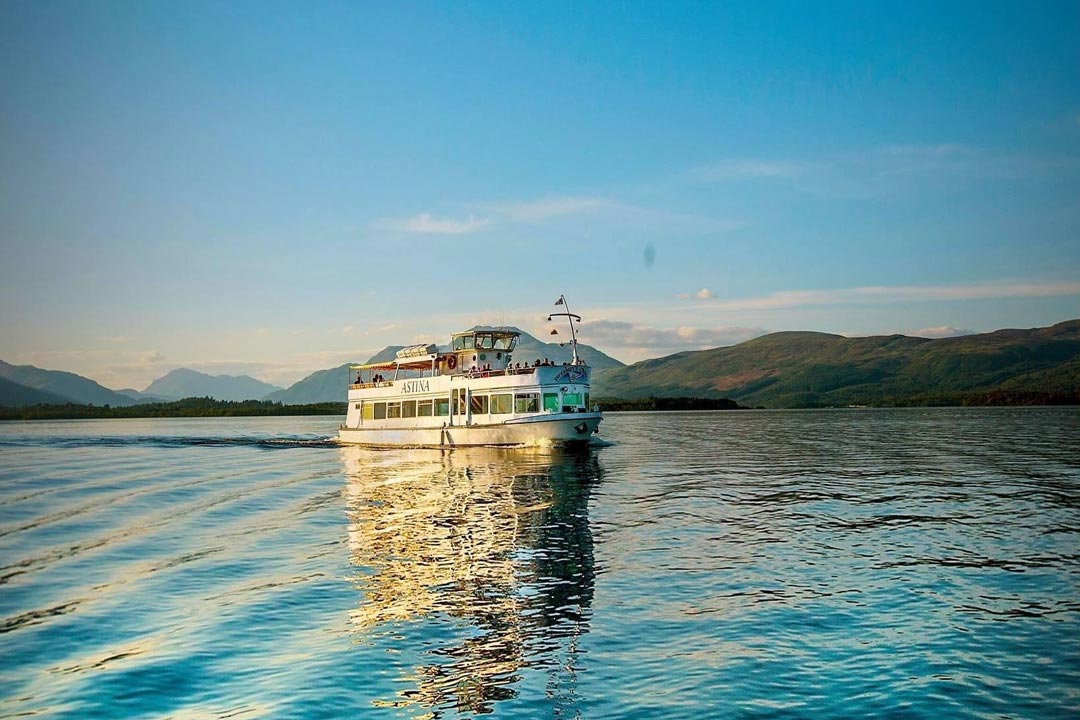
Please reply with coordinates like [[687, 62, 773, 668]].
[[476, 334, 494, 349], [515, 393, 539, 413], [491, 393, 512, 414], [494, 335, 516, 350]]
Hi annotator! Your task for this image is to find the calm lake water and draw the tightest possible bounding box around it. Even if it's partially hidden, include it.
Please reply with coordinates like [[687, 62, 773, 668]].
[[1, 409, 1078, 718]]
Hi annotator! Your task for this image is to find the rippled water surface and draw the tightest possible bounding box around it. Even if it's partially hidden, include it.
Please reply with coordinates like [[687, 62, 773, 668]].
[[1, 409, 1079, 718]]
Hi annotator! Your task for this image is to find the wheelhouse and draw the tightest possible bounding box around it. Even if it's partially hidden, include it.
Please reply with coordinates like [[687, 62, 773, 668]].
[[450, 329, 518, 353]]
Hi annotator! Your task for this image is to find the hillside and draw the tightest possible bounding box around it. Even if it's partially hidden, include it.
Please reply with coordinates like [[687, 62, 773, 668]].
[[0, 360, 138, 407], [593, 320, 1080, 407], [263, 364, 354, 405], [144, 369, 283, 402], [0, 376, 72, 407]]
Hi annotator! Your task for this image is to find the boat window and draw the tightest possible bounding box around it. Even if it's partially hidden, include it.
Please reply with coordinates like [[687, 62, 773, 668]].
[[453, 336, 464, 351], [584, 393, 590, 409], [477, 334, 494, 349], [491, 393, 512, 414], [435, 398, 450, 416], [495, 336, 517, 350], [543, 393, 560, 412], [362, 403, 374, 420], [387, 403, 401, 419], [463, 335, 475, 350], [401, 400, 416, 418], [470, 394, 489, 414], [563, 393, 581, 405], [373, 402, 387, 420], [453, 389, 466, 415], [515, 393, 539, 413], [417, 400, 433, 417]]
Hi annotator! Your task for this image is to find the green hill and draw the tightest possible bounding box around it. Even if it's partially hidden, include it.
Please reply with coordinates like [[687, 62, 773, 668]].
[[593, 320, 1080, 407]]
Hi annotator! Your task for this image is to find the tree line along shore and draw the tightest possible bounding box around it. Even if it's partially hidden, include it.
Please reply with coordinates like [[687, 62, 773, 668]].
[[1, 390, 1077, 421]]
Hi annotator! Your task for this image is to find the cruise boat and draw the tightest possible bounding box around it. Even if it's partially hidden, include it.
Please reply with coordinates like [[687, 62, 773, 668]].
[[338, 296, 603, 447]]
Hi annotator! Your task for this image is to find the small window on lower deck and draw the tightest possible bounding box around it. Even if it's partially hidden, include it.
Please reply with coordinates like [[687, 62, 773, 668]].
[[417, 400, 433, 416], [543, 393, 560, 412], [491, 393, 512, 414], [515, 393, 539, 413], [470, 394, 489, 414], [362, 403, 374, 420], [373, 402, 386, 420], [435, 398, 450, 416], [387, 403, 401, 419], [401, 400, 416, 418]]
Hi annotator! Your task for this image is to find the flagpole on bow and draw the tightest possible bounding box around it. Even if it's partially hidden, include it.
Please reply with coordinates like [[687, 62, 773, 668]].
[[548, 294, 582, 365]]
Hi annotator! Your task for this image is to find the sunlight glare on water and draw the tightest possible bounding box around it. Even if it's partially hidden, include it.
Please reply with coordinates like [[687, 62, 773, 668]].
[[1, 409, 1078, 718]]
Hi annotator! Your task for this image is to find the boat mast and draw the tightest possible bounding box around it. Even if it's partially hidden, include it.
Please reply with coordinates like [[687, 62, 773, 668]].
[[548, 294, 582, 365]]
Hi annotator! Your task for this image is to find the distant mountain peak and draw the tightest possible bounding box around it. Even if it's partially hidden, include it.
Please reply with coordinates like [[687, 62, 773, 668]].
[[143, 368, 283, 402]]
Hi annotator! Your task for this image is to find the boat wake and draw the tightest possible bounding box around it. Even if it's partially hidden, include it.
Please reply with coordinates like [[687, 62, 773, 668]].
[[0, 436, 342, 450]]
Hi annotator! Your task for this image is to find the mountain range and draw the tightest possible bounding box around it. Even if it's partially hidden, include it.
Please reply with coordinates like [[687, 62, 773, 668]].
[[0, 359, 139, 407], [143, 369, 284, 402], [592, 319, 1080, 407], [2, 321, 1078, 409]]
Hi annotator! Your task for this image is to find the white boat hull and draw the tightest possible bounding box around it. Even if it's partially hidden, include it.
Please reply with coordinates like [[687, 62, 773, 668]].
[[337, 412, 602, 447]]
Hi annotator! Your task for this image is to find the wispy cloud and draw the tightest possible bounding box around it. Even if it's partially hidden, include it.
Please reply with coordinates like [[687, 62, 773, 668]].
[[690, 160, 807, 182], [688, 144, 1072, 200], [377, 195, 608, 236], [377, 212, 494, 235], [693, 281, 1080, 312], [483, 196, 611, 222], [677, 288, 715, 300], [578, 319, 767, 361]]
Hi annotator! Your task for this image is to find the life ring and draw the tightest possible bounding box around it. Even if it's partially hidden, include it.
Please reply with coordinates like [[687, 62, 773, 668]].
[[446, 355, 457, 370]]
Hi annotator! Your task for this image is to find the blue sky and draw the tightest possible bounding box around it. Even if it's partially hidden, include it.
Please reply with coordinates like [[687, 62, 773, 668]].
[[2, 1, 1078, 389]]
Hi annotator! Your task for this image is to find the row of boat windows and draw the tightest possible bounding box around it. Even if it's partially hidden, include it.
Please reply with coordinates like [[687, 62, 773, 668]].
[[357, 391, 587, 420], [451, 333, 517, 351]]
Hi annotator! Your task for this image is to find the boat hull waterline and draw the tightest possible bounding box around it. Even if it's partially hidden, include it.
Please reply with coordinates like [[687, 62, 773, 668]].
[[338, 411, 602, 448]]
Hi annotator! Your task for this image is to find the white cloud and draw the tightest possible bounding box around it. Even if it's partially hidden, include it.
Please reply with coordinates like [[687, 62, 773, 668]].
[[692, 281, 1080, 312], [695, 288, 713, 300], [911, 326, 977, 339], [377, 212, 494, 235]]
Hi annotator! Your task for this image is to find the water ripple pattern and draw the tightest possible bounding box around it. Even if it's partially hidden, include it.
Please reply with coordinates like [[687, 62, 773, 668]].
[[1, 409, 1078, 718]]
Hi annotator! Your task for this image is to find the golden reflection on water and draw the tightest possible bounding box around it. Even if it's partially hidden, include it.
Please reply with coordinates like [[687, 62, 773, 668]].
[[340, 446, 601, 716]]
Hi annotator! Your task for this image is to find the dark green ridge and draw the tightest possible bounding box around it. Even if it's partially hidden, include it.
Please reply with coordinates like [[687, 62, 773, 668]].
[[592, 319, 1080, 409]]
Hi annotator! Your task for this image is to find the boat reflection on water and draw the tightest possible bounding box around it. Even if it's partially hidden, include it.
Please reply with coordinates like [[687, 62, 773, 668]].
[[340, 445, 601, 716]]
